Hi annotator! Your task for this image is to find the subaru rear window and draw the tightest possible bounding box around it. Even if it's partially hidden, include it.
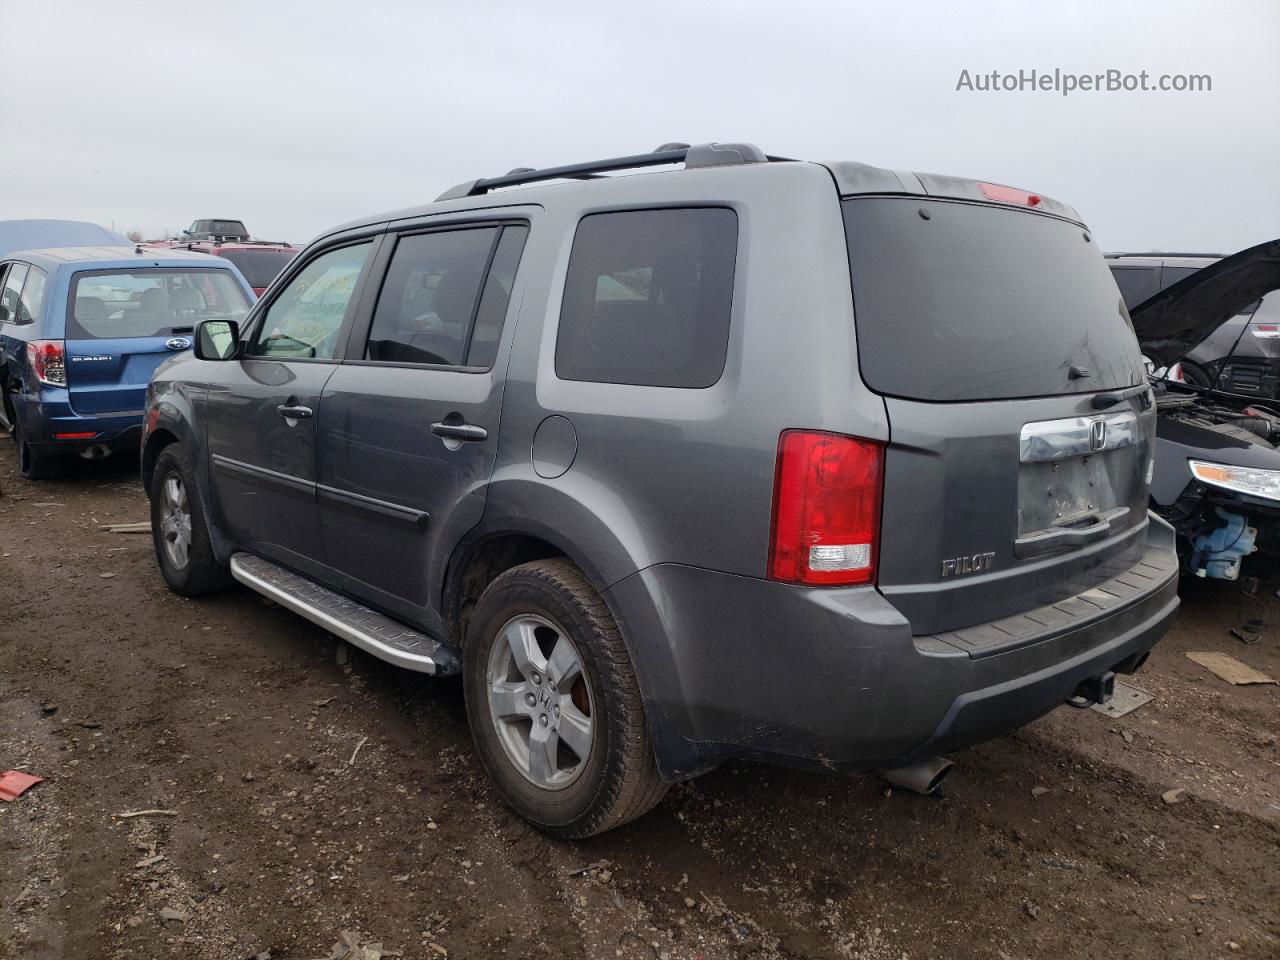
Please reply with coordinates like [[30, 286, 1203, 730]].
[[220, 249, 295, 288], [843, 198, 1143, 402], [68, 269, 251, 340]]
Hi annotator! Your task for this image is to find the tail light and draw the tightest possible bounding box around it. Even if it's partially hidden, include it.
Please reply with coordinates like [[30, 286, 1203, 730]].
[[1251, 323, 1280, 339], [769, 430, 884, 586], [978, 182, 1042, 207], [27, 340, 67, 386]]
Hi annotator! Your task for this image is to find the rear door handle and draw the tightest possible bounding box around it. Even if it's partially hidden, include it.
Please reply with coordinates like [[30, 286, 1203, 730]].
[[1013, 506, 1130, 559], [276, 403, 313, 420], [430, 421, 487, 442]]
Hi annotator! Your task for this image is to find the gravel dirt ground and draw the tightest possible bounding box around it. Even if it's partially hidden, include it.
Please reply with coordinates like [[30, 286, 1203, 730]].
[[1, 444, 1278, 960]]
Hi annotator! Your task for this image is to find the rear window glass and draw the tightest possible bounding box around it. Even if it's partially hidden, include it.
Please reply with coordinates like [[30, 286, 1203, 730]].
[[69, 269, 251, 340], [844, 199, 1143, 401], [220, 249, 295, 288], [556, 207, 737, 388], [194, 220, 247, 237]]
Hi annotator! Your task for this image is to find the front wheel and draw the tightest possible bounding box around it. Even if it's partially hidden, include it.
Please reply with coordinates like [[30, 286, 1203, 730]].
[[463, 559, 669, 838], [150, 444, 232, 596]]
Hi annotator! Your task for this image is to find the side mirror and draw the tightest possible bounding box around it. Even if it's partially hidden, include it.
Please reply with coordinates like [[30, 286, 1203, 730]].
[[194, 319, 241, 361], [182, 229, 193, 238]]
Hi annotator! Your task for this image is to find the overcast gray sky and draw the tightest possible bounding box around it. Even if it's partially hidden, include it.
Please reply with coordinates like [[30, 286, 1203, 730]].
[[2, 0, 1276, 252]]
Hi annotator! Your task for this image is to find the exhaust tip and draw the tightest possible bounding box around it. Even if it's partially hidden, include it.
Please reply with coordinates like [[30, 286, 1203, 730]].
[[880, 756, 955, 796]]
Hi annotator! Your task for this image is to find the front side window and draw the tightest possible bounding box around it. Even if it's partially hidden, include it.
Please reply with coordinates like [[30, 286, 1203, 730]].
[[250, 242, 371, 359], [362, 223, 528, 369], [555, 207, 738, 388], [1, 263, 30, 325], [69, 269, 251, 340]]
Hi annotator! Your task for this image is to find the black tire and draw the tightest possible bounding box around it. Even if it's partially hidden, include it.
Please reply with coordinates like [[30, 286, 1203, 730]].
[[14, 414, 62, 481], [463, 558, 669, 838], [150, 444, 232, 596], [1180, 360, 1213, 389]]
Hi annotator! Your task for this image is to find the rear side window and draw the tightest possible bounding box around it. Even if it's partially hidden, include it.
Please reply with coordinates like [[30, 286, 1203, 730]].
[[17, 266, 47, 325], [365, 224, 527, 368], [1110, 265, 1161, 309], [366, 228, 497, 366], [845, 198, 1143, 401], [556, 207, 737, 388], [468, 226, 529, 369]]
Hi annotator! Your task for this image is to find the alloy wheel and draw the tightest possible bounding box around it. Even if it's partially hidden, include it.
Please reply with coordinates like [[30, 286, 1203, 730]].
[[485, 614, 595, 790], [159, 473, 193, 570]]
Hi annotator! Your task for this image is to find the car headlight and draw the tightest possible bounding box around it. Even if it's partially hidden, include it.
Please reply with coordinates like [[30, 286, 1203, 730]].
[[1189, 460, 1280, 502]]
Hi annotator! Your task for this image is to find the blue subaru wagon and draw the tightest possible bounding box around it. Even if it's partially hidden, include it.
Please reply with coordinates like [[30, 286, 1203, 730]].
[[0, 245, 254, 479]]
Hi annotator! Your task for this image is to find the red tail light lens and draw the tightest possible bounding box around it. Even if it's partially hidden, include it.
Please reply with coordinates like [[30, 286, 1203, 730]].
[[27, 340, 67, 387], [769, 430, 884, 586]]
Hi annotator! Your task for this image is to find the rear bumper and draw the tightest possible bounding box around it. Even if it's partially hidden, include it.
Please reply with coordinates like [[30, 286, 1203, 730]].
[[606, 515, 1180, 780], [24, 397, 143, 454]]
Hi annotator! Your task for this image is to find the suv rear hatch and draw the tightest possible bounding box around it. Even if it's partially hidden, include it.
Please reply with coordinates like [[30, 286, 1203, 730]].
[[842, 193, 1154, 635], [64, 266, 251, 414]]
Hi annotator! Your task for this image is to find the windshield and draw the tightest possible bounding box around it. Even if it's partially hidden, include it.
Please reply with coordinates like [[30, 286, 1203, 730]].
[[68, 269, 251, 339], [220, 249, 294, 287], [192, 220, 247, 237], [843, 198, 1144, 401]]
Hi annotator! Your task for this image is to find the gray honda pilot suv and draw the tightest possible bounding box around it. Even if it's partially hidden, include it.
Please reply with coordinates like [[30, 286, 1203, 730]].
[[142, 142, 1180, 837]]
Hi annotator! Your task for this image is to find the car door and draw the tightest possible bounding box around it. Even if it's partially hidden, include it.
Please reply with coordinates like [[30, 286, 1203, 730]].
[[315, 219, 530, 628], [204, 237, 380, 578]]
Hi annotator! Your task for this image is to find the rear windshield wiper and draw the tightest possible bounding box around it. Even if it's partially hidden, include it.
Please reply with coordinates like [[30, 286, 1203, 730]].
[[1091, 384, 1152, 410]]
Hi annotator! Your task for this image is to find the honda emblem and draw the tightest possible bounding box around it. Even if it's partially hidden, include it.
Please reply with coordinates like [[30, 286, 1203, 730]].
[[1089, 419, 1107, 452]]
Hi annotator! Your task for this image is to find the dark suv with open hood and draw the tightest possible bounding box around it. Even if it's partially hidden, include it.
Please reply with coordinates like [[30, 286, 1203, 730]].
[[1112, 241, 1280, 579], [141, 142, 1179, 836]]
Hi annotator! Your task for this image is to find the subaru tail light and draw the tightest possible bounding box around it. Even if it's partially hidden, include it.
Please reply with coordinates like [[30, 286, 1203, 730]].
[[769, 430, 884, 586], [28, 340, 67, 387]]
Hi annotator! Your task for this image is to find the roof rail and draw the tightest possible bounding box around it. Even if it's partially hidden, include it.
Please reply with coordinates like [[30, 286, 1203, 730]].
[[436, 141, 769, 202], [1105, 251, 1227, 259]]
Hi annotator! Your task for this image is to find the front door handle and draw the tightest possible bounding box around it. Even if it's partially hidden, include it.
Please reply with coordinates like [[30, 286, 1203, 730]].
[[430, 421, 487, 442], [277, 403, 313, 420]]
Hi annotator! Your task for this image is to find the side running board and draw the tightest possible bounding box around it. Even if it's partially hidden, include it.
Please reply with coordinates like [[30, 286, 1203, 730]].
[[229, 553, 461, 676]]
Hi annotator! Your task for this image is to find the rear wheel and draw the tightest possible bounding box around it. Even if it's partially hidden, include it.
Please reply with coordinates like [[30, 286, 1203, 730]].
[[150, 444, 232, 596], [463, 558, 668, 838], [14, 414, 61, 481]]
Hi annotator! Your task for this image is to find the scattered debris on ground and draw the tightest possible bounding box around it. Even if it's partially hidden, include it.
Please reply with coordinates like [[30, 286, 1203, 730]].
[[1186, 651, 1277, 685], [0, 770, 44, 802], [2, 447, 1278, 959]]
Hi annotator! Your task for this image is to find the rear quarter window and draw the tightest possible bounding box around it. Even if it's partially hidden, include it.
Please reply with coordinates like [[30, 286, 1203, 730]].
[[555, 207, 737, 388]]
